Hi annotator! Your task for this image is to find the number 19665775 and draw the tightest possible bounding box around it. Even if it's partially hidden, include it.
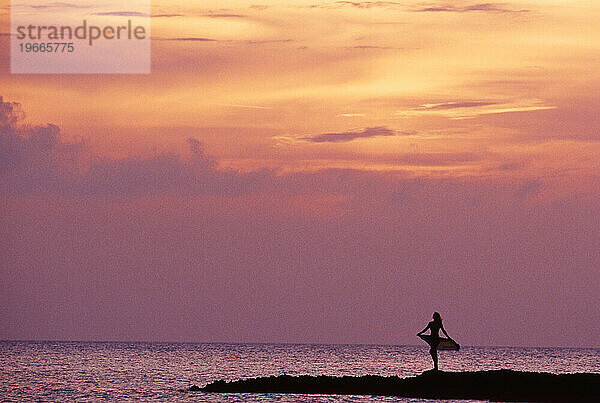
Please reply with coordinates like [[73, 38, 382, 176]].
[[19, 43, 74, 53]]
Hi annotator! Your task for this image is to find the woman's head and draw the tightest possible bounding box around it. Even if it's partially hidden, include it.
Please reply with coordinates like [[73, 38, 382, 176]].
[[433, 312, 442, 322]]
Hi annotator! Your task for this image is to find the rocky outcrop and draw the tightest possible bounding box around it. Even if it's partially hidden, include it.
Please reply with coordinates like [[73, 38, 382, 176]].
[[197, 369, 600, 402]]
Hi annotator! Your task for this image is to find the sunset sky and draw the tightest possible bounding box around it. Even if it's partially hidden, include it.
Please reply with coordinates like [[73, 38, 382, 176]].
[[1, 1, 599, 347]]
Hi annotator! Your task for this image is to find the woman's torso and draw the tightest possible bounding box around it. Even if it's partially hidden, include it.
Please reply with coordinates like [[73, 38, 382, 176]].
[[429, 321, 442, 337]]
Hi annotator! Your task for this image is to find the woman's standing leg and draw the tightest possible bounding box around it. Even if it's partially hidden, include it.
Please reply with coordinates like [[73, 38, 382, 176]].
[[430, 346, 438, 370]]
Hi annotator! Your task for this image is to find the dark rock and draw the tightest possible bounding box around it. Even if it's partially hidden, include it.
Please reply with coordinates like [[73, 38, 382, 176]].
[[200, 370, 600, 402], [188, 384, 201, 391]]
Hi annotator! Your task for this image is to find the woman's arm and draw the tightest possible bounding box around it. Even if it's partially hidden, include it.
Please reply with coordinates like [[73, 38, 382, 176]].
[[417, 324, 430, 336], [440, 324, 452, 339]]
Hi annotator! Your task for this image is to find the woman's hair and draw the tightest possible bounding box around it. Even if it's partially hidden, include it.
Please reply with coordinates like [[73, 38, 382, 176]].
[[433, 312, 442, 322]]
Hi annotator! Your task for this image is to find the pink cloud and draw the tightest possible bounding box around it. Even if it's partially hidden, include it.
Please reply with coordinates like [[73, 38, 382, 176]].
[[1, 96, 599, 347]]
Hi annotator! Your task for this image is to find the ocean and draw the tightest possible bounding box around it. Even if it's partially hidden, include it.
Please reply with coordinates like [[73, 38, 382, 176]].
[[1, 341, 599, 402]]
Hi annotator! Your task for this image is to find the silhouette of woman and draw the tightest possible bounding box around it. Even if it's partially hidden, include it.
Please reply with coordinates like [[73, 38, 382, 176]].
[[417, 312, 454, 370]]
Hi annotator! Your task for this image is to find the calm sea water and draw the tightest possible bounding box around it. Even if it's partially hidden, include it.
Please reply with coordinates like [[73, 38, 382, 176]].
[[1, 341, 599, 402]]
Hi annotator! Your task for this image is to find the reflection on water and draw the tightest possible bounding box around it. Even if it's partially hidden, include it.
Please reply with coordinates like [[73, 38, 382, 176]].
[[1, 341, 599, 402]]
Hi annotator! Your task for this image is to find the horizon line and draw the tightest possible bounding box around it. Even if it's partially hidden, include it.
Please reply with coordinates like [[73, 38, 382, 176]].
[[1, 339, 597, 350]]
